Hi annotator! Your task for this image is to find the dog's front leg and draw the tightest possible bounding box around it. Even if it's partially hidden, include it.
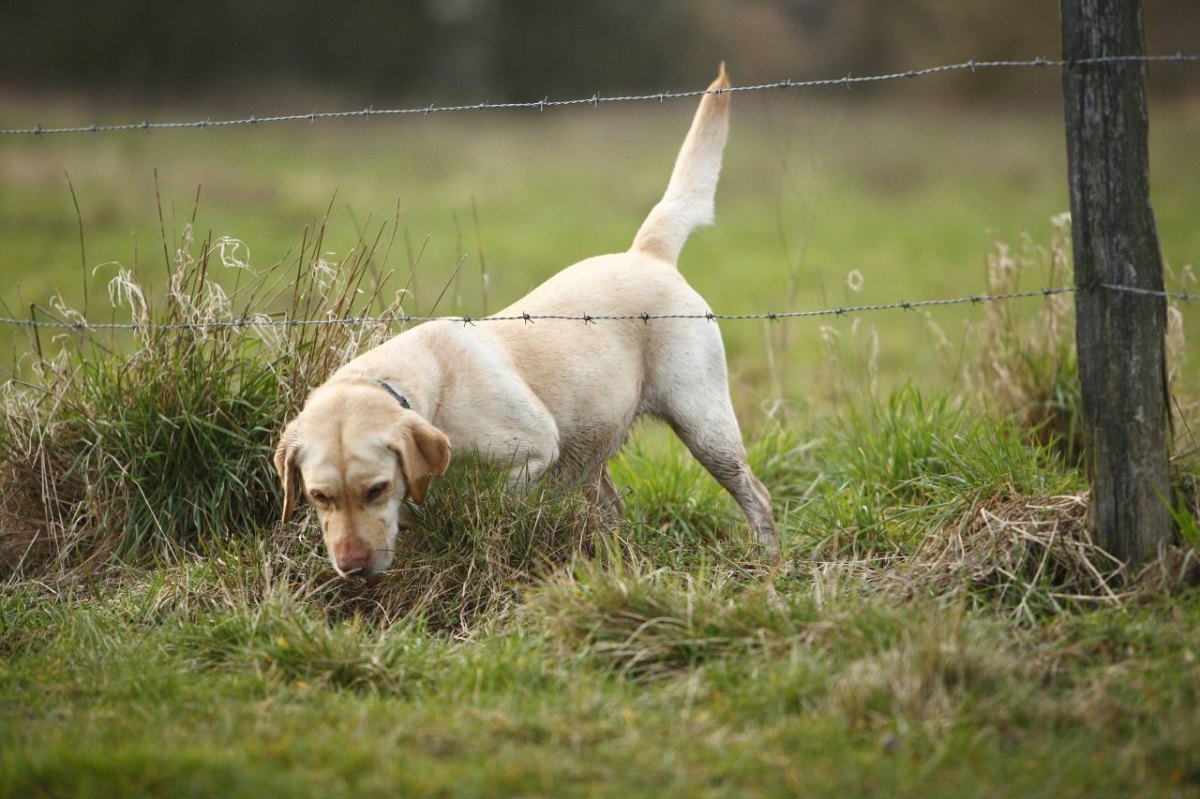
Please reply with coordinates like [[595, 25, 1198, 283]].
[[596, 467, 626, 516], [576, 466, 626, 517], [504, 456, 550, 490], [493, 430, 558, 491]]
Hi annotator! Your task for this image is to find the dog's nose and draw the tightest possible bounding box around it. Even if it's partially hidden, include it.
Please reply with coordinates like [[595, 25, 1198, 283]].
[[332, 539, 372, 577]]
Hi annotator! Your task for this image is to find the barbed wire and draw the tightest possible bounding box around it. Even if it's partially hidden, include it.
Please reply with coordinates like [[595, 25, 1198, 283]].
[[3, 53, 1196, 137], [6, 284, 1195, 334]]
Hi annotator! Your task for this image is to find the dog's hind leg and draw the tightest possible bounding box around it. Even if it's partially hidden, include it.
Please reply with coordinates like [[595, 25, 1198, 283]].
[[660, 398, 776, 547], [645, 321, 776, 546]]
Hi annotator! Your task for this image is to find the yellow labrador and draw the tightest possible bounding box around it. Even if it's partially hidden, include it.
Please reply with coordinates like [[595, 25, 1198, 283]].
[[275, 65, 775, 576]]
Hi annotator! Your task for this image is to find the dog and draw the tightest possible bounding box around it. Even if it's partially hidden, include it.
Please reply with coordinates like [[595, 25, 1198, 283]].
[[274, 64, 775, 576]]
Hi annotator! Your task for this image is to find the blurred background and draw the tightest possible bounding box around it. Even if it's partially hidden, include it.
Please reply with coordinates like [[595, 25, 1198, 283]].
[[2, 0, 1197, 103]]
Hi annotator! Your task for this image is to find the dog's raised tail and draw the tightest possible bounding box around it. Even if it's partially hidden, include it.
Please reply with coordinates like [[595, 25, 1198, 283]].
[[630, 63, 731, 265]]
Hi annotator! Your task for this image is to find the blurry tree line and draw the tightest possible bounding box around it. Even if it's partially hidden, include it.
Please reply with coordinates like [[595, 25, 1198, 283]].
[[2, 0, 1195, 101]]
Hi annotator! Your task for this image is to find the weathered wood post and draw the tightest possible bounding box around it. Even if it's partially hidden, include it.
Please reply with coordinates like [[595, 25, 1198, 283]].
[[1061, 0, 1173, 567]]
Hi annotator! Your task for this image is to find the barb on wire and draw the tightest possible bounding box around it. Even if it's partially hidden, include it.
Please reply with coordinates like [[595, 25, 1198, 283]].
[[3, 53, 1196, 137]]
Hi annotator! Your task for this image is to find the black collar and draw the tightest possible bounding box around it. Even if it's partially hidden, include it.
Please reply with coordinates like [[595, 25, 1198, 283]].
[[375, 379, 412, 409]]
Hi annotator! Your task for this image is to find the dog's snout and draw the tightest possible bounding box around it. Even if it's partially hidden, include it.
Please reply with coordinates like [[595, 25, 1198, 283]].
[[332, 538, 372, 577]]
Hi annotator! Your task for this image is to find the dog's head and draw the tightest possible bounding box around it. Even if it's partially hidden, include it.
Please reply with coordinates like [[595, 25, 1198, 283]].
[[273, 380, 451, 576]]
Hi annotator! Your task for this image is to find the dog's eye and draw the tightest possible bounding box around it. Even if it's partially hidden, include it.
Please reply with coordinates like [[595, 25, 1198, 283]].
[[364, 483, 389, 503], [308, 490, 331, 506]]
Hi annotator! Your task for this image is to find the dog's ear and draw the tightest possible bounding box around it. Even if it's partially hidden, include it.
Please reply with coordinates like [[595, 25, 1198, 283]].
[[273, 422, 303, 524], [391, 421, 451, 505]]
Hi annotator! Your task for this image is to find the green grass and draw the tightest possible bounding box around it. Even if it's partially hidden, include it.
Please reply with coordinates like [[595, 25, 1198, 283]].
[[3, 386, 1196, 795], [2, 518, 1198, 797], [2, 92, 1199, 796]]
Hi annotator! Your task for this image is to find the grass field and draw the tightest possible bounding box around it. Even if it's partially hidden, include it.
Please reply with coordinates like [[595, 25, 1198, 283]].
[[2, 86, 1199, 797]]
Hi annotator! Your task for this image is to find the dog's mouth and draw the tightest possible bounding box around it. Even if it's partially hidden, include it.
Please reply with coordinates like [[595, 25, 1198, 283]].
[[333, 563, 386, 580]]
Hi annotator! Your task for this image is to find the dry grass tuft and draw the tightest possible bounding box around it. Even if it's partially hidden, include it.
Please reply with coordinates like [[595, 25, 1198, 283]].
[[911, 493, 1124, 619], [0, 417, 110, 575]]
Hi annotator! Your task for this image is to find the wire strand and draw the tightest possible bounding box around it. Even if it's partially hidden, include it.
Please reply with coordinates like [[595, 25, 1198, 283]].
[[3, 53, 1196, 137], [5, 284, 1195, 333]]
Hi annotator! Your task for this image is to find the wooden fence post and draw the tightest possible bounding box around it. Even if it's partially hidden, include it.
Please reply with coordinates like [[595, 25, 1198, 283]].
[[1061, 0, 1173, 567]]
